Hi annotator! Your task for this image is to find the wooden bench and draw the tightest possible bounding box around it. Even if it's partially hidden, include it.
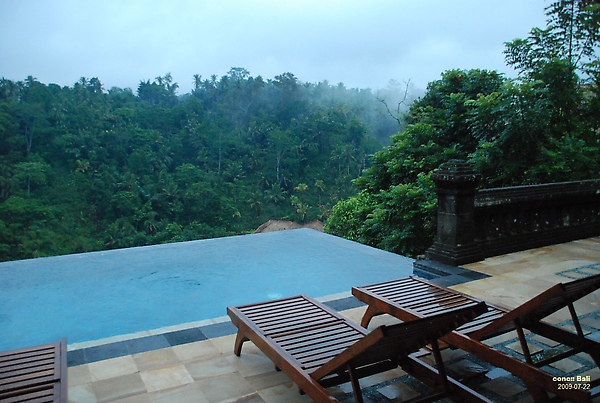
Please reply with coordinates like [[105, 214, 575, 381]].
[[0, 338, 67, 402]]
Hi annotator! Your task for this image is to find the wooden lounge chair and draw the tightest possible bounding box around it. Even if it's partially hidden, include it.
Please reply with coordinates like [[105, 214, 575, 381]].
[[353, 274, 600, 402], [0, 338, 67, 403], [228, 294, 489, 402]]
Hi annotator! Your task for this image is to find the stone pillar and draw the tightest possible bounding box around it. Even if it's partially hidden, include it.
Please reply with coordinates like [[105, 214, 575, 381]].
[[425, 160, 482, 266]]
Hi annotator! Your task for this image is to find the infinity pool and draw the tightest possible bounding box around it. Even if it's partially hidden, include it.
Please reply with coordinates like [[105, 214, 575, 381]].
[[0, 229, 413, 351]]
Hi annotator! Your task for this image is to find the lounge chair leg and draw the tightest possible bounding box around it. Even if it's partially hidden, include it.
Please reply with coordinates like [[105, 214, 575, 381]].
[[430, 340, 450, 391], [347, 365, 364, 403], [567, 303, 584, 337], [360, 305, 379, 328], [234, 330, 249, 356], [566, 303, 600, 367], [514, 319, 533, 364]]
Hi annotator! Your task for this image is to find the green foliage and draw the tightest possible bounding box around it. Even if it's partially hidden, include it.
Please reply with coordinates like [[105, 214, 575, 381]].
[[327, 1, 600, 257], [325, 173, 436, 257], [0, 71, 401, 261], [505, 0, 600, 78]]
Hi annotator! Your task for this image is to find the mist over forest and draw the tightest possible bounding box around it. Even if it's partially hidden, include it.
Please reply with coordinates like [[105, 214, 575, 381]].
[[0, 69, 421, 261]]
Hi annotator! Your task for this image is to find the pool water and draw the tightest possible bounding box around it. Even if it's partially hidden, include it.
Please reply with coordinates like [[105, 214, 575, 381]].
[[0, 229, 413, 351]]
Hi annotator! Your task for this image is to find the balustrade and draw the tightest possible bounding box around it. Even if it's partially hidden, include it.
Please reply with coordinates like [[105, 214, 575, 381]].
[[424, 160, 600, 266]]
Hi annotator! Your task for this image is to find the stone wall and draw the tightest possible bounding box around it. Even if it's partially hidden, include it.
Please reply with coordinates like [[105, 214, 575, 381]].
[[425, 160, 600, 266]]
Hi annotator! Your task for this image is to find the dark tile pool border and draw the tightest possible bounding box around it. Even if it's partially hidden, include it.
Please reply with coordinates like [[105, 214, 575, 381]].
[[413, 259, 490, 286], [67, 297, 366, 367]]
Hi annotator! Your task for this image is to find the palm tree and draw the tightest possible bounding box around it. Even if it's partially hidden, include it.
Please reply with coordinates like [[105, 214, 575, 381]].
[[193, 74, 202, 91]]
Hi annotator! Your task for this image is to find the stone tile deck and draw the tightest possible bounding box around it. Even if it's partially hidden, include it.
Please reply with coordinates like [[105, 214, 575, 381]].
[[67, 237, 600, 402]]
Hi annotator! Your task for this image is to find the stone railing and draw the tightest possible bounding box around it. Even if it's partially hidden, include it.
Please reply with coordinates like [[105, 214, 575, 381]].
[[424, 160, 600, 266]]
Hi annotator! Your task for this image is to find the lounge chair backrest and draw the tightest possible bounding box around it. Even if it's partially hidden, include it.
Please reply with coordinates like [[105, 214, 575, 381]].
[[471, 273, 600, 339], [311, 301, 487, 380], [523, 273, 600, 324]]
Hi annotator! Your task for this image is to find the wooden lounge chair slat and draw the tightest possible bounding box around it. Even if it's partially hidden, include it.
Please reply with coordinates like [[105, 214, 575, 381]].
[[0, 344, 56, 359], [372, 283, 427, 297], [248, 310, 325, 326], [264, 317, 340, 337], [238, 296, 306, 311], [293, 336, 363, 361], [228, 294, 489, 402], [0, 358, 55, 376], [0, 371, 56, 391], [0, 339, 66, 403], [0, 356, 55, 372], [2, 383, 58, 402], [276, 322, 350, 345], [243, 302, 321, 320], [282, 330, 362, 353], [392, 292, 454, 308], [361, 277, 415, 293], [293, 340, 364, 363], [296, 343, 357, 366], [376, 284, 442, 300], [417, 299, 481, 316], [402, 292, 467, 308], [0, 351, 55, 366], [0, 364, 55, 381], [255, 310, 332, 330], [353, 274, 600, 402]]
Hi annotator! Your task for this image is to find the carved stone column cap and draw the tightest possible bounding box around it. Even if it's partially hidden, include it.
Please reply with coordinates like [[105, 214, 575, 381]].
[[431, 159, 481, 187]]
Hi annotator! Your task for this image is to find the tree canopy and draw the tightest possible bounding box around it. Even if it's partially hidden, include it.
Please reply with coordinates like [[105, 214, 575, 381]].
[[326, 0, 600, 257], [0, 70, 403, 261]]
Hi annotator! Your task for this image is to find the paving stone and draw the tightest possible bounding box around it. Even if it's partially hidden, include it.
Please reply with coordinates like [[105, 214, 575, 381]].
[[377, 382, 421, 401], [91, 372, 147, 402], [531, 335, 561, 347], [68, 383, 98, 403], [485, 367, 510, 380], [482, 377, 526, 397], [140, 364, 194, 393], [133, 348, 181, 372], [484, 332, 518, 346], [148, 381, 210, 403], [506, 340, 543, 356], [560, 324, 591, 335], [588, 331, 600, 342], [548, 358, 584, 373], [558, 271, 589, 279], [578, 366, 600, 382], [581, 316, 600, 330], [579, 267, 600, 276], [194, 372, 256, 402]]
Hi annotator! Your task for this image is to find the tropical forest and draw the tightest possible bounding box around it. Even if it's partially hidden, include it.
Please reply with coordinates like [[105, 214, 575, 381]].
[[1, 0, 599, 262]]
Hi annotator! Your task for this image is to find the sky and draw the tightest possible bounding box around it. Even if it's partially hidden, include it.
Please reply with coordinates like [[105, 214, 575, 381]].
[[1, 0, 548, 94]]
